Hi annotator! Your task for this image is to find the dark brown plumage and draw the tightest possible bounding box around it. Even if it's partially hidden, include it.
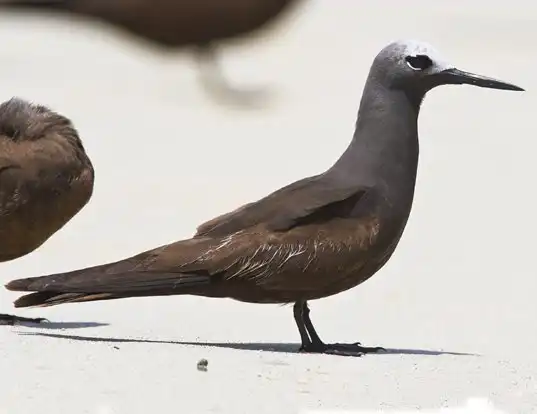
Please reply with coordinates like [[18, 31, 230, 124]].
[[9, 177, 381, 303], [0, 97, 94, 325], [4, 174, 387, 355], [0, 0, 302, 104], [5, 40, 523, 355]]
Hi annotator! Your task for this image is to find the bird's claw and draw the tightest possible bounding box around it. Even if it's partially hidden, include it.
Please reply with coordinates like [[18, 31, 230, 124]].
[[299, 342, 385, 357]]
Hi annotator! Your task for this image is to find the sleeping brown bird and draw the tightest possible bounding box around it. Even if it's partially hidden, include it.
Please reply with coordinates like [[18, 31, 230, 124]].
[[5, 40, 524, 355], [0, 97, 94, 325], [0, 0, 301, 104]]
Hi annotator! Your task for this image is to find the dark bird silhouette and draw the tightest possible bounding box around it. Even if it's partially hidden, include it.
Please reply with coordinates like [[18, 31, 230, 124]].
[[5, 40, 523, 355], [0, 98, 94, 325], [0, 0, 302, 105]]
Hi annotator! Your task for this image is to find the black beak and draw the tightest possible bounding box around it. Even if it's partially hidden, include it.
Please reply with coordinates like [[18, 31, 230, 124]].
[[438, 68, 524, 91]]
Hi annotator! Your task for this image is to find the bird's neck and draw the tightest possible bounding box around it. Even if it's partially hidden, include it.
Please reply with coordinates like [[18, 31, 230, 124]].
[[328, 78, 423, 200]]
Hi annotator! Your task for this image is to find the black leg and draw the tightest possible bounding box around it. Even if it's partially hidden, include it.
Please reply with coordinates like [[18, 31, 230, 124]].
[[0, 313, 48, 326], [293, 301, 311, 349], [297, 301, 385, 357], [302, 302, 323, 345], [194, 43, 271, 108]]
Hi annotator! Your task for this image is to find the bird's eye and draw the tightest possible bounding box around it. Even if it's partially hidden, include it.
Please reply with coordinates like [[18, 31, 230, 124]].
[[405, 54, 433, 71]]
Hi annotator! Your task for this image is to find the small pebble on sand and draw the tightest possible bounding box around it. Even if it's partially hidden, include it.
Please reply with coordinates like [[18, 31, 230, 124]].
[[197, 358, 208, 372]]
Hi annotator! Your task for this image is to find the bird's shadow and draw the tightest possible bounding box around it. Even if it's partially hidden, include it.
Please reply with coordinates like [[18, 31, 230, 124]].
[[16, 331, 479, 357], [13, 321, 109, 329]]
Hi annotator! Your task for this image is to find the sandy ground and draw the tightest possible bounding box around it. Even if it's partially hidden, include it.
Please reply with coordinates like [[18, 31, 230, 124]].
[[1, 1, 536, 413]]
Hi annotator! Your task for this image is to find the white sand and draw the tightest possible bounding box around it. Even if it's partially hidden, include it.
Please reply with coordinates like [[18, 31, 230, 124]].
[[1, 1, 536, 413]]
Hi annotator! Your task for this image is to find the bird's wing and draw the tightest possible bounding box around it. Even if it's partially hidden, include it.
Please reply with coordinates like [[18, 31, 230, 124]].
[[195, 173, 369, 236], [7, 208, 380, 299], [194, 201, 256, 236], [6, 175, 374, 297]]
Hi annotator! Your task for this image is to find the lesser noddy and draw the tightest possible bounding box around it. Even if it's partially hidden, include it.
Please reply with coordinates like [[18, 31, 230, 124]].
[[0, 98, 94, 325], [5, 40, 523, 354], [0, 0, 300, 104]]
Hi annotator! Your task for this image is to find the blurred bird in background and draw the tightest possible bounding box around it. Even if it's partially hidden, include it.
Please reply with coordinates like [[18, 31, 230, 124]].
[[0, 0, 303, 107]]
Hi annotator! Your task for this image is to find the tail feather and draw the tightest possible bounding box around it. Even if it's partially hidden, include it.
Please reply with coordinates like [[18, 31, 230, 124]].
[[5, 236, 222, 308], [12, 292, 118, 308], [12, 288, 206, 308], [6, 270, 210, 293], [6, 266, 212, 308]]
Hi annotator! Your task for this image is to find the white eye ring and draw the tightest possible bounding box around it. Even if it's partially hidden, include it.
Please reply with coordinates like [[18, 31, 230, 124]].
[[405, 60, 421, 71], [405, 54, 433, 71]]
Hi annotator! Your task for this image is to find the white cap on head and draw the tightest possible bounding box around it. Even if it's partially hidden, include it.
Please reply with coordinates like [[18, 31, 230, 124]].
[[383, 39, 455, 73]]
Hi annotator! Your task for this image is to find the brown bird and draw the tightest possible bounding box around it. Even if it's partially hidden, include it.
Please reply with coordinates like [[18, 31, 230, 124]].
[[5, 40, 523, 355], [0, 97, 94, 326], [0, 0, 302, 105]]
